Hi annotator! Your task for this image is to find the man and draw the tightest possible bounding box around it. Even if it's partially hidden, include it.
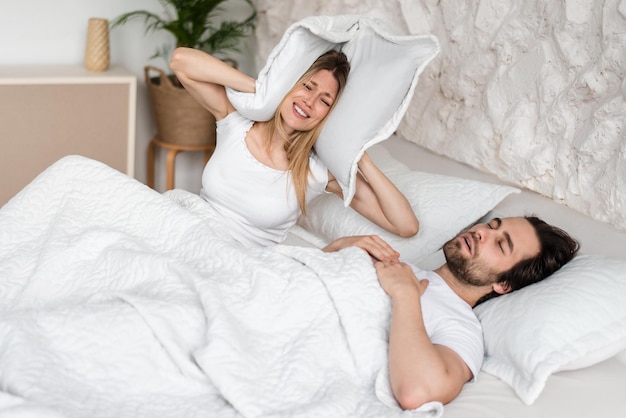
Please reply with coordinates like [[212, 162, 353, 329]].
[[323, 216, 579, 410]]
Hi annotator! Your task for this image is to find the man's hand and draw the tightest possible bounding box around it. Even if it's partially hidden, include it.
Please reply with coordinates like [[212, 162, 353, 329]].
[[375, 261, 429, 299], [376, 261, 472, 409], [322, 235, 400, 263]]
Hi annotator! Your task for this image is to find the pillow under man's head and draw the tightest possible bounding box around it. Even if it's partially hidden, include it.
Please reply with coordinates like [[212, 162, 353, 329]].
[[227, 15, 440, 205]]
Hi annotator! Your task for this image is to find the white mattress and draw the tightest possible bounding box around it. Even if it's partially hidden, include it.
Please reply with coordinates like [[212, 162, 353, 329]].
[[285, 134, 626, 417]]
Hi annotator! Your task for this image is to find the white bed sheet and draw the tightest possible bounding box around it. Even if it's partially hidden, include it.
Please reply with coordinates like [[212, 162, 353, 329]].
[[0, 155, 443, 418], [286, 134, 626, 418], [3, 136, 625, 417]]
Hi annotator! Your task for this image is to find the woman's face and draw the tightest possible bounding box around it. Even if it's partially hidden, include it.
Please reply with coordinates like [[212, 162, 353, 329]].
[[279, 69, 339, 134]]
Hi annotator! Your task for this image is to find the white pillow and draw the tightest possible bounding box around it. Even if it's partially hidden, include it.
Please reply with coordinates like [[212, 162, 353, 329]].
[[297, 145, 520, 264], [226, 15, 440, 205], [474, 253, 626, 405]]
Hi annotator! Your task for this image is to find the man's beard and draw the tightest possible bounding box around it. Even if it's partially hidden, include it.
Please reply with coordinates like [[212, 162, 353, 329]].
[[442, 232, 500, 287]]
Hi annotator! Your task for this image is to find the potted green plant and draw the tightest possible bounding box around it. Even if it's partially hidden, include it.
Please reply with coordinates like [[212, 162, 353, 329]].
[[112, 0, 257, 146]]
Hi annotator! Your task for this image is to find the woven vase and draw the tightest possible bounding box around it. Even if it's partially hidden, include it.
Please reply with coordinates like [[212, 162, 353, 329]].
[[85, 18, 110, 72]]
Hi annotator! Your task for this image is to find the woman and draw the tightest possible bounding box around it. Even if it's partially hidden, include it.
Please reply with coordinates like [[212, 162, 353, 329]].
[[170, 47, 419, 247]]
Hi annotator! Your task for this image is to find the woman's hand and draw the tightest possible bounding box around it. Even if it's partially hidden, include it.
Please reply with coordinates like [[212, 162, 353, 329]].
[[322, 235, 400, 263]]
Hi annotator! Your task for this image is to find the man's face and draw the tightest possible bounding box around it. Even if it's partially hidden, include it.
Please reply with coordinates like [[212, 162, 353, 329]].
[[443, 217, 541, 288]]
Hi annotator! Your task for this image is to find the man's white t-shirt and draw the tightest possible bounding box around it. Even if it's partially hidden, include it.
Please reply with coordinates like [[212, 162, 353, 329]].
[[412, 265, 484, 380]]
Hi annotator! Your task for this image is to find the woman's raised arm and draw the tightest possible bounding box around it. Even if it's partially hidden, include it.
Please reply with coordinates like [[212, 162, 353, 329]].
[[170, 47, 256, 120]]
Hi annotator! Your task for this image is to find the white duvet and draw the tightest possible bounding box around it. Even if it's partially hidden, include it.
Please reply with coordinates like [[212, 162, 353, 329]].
[[0, 156, 442, 418]]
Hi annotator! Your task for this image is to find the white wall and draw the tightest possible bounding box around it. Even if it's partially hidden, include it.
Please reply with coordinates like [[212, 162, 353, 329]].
[[4, 0, 625, 232], [1, 0, 255, 193], [253, 0, 626, 232]]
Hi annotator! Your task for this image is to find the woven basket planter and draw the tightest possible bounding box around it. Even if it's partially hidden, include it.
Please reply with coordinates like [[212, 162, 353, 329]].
[[144, 66, 216, 146]]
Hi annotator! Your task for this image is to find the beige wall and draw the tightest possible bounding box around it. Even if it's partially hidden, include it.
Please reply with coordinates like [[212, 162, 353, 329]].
[[1, 0, 256, 194], [253, 0, 626, 232]]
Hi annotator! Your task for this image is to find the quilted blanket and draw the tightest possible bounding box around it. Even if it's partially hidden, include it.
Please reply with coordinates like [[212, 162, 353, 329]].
[[0, 156, 443, 418]]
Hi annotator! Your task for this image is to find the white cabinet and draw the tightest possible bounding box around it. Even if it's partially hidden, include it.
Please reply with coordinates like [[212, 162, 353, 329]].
[[0, 65, 136, 205]]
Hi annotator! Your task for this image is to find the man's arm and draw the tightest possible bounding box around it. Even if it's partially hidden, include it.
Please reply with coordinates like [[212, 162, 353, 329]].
[[376, 261, 473, 409]]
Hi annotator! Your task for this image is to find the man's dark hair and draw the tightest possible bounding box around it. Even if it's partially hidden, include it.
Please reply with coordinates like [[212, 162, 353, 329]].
[[475, 216, 580, 306]]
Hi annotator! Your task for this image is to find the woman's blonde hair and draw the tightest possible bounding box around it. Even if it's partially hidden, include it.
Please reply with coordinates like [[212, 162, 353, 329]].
[[264, 49, 350, 213]]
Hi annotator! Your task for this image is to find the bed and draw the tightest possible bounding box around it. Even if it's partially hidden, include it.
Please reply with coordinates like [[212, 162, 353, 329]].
[[290, 135, 626, 418], [1, 133, 625, 418], [349, 135, 626, 418]]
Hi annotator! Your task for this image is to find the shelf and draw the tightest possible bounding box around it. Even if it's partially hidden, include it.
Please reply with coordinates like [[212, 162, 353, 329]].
[[0, 65, 137, 206]]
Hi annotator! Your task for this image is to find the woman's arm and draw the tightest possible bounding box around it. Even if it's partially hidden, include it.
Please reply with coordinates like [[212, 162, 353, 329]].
[[326, 152, 419, 237], [170, 47, 256, 120], [322, 235, 400, 262]]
